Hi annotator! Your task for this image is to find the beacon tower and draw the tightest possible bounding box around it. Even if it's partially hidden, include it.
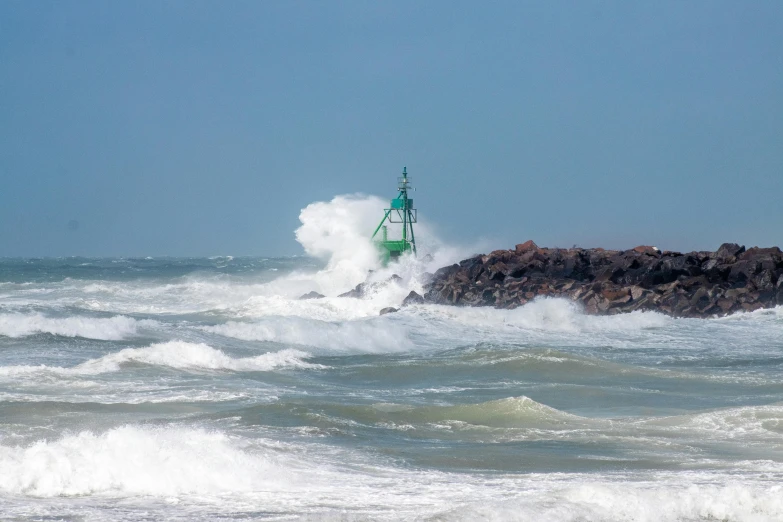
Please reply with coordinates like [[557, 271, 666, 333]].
[[371, 167, 417, 265]]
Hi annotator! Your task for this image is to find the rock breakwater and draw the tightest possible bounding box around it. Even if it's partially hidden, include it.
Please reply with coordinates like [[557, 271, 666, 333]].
[[421, 241, 783, 318]]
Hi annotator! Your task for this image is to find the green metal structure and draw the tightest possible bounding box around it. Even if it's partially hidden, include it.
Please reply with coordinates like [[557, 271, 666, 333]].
[[371, 167, 417, 265]]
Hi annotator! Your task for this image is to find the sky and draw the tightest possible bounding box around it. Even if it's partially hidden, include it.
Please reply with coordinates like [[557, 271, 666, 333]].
[[0, 1, 781, 257]]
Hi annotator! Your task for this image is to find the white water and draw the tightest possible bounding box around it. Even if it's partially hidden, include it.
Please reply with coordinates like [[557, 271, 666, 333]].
[[0, 426, 300, 497], [0, 194, 782, 520], [1, 425, 781, 521], [0, 341, 320, 377], [0, 312, 151, 340]]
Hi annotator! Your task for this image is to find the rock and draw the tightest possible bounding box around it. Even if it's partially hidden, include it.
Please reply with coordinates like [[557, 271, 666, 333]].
[[487, 262, 508, 281], [725, 288, 747, 299], [401, 291, 425, 306], [717, 298, 735, 313], [433, 264, 460, 279], [379, 307, 398, 315], [299, 291, 325, 300], [740, 246, 782, 260], [422, 241, 783, 318], [339, 274, 404, 299], [609, 294, 632, 306], [728, 260, 758, 285], [716, 243, 746, 260], [601, 287, 629, 301], [630, 285, 648, 300], [632, 245, 660, 255], [338, 282, 366, 298], [515, 240, 539, 254], [689, 287, 709, 307], [753, 270, 776, 291], [742, 302, 764, 312]]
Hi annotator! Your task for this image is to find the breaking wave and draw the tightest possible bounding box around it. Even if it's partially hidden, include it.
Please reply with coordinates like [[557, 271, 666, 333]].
[[290, 194, 470, 297], [0, 341, 321, 377], [0, 426, 295, 497], [363, 396, 589, 429], [0, 313, 150, 340], [439, 481, 783, 522], [4, 424, 781, 522], [203, 316, 413, 352], [419, 298, 671, 334]]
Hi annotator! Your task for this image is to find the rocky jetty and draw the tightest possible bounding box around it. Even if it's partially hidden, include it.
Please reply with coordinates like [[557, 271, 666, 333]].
[[421, 241, 783, 318]]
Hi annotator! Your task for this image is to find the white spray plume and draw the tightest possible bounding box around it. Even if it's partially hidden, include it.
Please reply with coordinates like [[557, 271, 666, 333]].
[[294, 194, 385, 294], [291, 193, 476, 298]]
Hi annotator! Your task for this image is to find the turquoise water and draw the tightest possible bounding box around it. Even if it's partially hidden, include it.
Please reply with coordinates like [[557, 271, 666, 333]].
[[1, 256, 782, 521]]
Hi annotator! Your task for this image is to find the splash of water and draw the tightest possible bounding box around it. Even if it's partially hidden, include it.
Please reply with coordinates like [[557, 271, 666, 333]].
[[290, 193, 473, 298]]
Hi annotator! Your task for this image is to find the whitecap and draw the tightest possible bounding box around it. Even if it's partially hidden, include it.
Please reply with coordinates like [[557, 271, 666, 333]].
[[0, 341, 323, 377], [0, 313, 153, 340]]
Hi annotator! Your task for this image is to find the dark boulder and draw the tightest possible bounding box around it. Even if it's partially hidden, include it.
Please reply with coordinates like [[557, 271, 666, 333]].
[[401, 291, 425, 307], [379, 307, 398, 315], [299, 291, 325, 300], [338, 282, 366, 298], [339, 274, 404, 299], [716, 243, 746, 260], [433, 264, 461, 279]]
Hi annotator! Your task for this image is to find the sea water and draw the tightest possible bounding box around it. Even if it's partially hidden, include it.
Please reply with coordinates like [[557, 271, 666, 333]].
[[1, 196, 782, 521]]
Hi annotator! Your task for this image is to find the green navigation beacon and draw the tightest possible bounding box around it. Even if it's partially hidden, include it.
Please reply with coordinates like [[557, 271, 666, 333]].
[[371, 167, 417, 266]]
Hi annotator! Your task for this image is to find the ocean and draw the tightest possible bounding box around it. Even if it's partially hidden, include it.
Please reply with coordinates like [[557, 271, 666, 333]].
[[1, 197, 782, 521]]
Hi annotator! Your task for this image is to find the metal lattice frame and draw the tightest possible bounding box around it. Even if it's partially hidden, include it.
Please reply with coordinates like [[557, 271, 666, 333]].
[[371, 167, 417, 263]]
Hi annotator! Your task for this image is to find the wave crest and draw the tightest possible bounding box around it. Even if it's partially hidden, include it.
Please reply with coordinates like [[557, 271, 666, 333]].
[[0, 341, 321, 377], [0, 313, 149, 340], [203, 318, 412, 352], [366, 396, 587, 429], [0, 426, 293, 497]]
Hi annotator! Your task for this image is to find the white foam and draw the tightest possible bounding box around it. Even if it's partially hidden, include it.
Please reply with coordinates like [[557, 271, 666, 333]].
[[646, 404, 783, 443], [400, 298, 674, 352], [0, 313, 150, 340], [4, 432, 782, 522], [0, 341, 321, 377], [443, 480, 783, 522], [294, 194, 386, 295], [1, 422, 782, 521], [203, 317, 413, 353], [420, 297, 670, 332], [0, 426, 296, 497], [233, 293, 407, 321], [291, 193, 477, 298]]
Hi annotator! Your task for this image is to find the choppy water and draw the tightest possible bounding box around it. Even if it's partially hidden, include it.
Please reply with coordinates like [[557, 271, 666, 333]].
[[1, 256, 782, 521]]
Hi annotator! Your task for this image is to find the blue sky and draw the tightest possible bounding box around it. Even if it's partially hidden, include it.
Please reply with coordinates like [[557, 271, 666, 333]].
[[1, 1, 781, 257]]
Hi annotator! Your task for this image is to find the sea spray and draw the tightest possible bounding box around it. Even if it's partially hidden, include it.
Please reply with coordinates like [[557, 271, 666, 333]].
[[293, 194, 387, 295], [292, 193, 474, 298]]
